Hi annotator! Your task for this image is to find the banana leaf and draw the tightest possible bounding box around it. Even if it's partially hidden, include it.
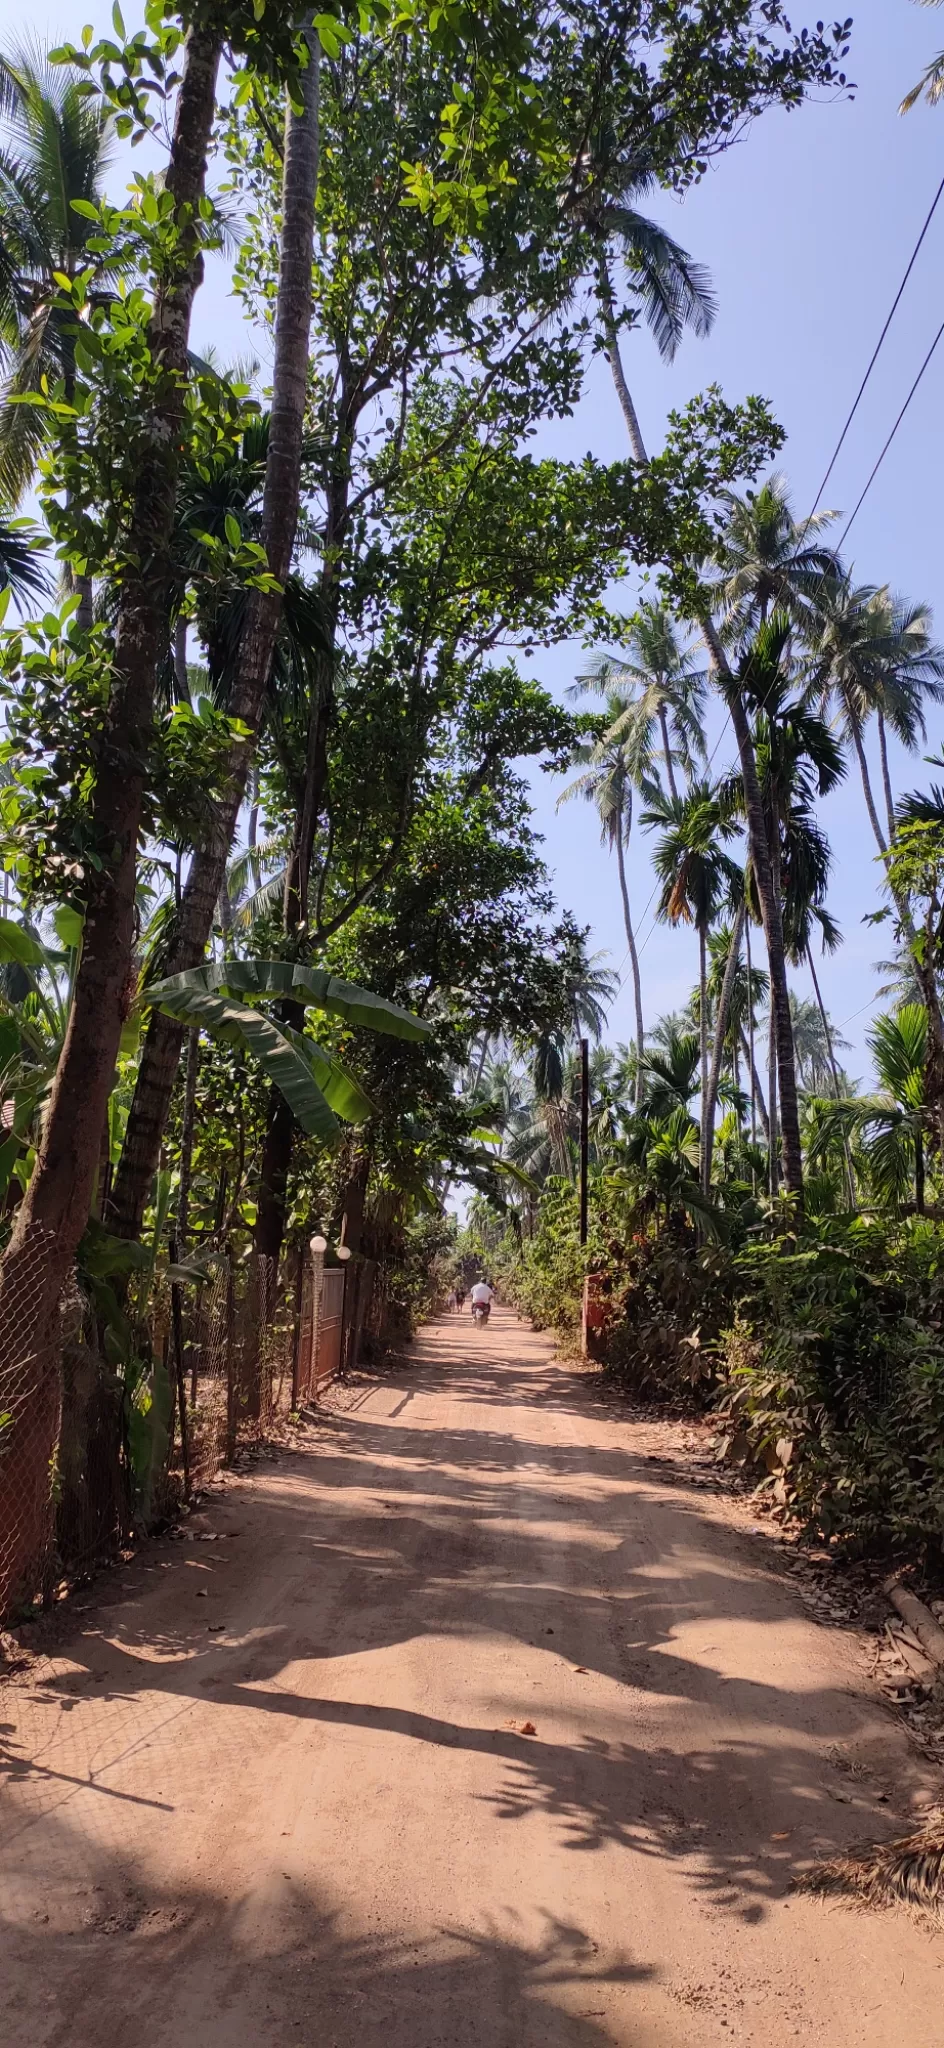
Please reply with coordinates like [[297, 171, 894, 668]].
[[146, 958, 430, 1041], [147, 984, 340, 1142], [0, 916, 44, 966], [281, 1024, 376, 1122]]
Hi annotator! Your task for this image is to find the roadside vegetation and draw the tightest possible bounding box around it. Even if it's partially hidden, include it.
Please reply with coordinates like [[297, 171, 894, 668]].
[[3, 0, 944, 1599]]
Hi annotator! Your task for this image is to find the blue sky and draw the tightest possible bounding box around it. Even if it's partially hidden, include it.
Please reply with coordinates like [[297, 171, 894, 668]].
[[4, 1, 944, 1081]]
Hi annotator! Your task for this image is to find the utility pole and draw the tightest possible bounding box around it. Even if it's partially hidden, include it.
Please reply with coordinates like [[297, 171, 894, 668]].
[[579, 1037, 589, 1246]]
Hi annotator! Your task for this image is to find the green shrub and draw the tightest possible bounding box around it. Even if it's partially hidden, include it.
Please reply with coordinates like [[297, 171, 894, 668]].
[[716, 1218, 944, 1559], [603, 1225, 736, 1400]]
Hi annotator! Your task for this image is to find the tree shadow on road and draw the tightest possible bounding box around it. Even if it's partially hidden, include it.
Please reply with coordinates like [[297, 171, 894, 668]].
[[1, 1314, 930, 1943], [0, 1808, 663, 2048]]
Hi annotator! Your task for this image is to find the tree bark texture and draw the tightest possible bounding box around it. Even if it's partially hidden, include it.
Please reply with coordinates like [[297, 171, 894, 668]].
[[698, 925, 709, 1183], [614, 803, 645, 1106], [877, 711, 897, 845], [704, 618, 803, 1201], [658, 702, 679, 803], [806, 943, 856, 1207], [0, 22, 222, 1616], [600, 279, 648, 465], [109, 35, 322, 1244], [600, 298, 800, 1196], [702, 901, 745, 1191], [738, 1023, 770, 1140]]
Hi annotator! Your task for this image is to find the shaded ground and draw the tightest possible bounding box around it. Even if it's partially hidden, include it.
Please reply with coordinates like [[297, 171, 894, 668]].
[[2, 1308, 942, 2045]]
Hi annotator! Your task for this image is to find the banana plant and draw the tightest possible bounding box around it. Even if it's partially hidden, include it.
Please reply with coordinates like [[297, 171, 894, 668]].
[[144, 958, 432, 1144]]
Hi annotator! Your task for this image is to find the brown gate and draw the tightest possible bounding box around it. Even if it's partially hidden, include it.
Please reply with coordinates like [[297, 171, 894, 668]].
[[314, 1266, 345, 1387]]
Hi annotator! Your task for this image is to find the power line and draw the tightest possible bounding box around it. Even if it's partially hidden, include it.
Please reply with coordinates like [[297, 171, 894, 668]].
[[835, 310, 944, 550], [808, 167, 944, 517], [610, 163, 944, 1006]]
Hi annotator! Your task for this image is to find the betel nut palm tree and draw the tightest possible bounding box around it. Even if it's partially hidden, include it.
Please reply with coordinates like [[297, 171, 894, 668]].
[[808, 577, 944, 858], [641, 779, 740, 1187], [558, 698, 646, 1101], [0, 43, 116, 517]]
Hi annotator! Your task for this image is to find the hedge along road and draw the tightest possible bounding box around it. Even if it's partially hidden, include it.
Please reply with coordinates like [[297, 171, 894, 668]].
[[2, 1308, 943, 2046]]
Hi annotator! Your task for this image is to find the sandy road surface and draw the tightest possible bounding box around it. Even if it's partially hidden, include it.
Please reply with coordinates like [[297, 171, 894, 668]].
[[2, 1309, 943, 2046]]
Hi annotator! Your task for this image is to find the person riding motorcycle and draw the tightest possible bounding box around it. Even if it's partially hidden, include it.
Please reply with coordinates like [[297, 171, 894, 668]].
[[470, 1279, 494, 1324]]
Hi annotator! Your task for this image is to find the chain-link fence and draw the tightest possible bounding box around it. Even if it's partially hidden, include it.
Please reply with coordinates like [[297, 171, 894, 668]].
[[0, 1224, 72, 1623], [0, 1235, 399, 1626]]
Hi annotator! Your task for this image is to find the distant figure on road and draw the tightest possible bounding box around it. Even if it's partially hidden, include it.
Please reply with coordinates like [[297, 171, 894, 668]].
[[470, 1278, 494, 1325], [454, 1284, 466, 1313]]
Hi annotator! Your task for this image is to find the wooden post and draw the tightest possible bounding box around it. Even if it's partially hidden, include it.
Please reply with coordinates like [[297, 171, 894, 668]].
[[579, 1036, 589, 1247], [169, 1234, 191, 1499]]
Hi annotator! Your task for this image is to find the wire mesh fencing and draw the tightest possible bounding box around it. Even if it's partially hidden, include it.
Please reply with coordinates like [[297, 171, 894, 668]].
[[0, 1233, 401, 1626], [0, 1223, 73, 1623]]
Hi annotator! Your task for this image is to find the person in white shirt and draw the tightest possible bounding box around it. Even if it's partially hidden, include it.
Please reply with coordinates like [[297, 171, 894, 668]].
[[470, 1279, 494, 1317]]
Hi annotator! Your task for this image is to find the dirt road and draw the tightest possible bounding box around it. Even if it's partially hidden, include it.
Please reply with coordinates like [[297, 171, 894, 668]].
[[2, 1310, 942, 2046]]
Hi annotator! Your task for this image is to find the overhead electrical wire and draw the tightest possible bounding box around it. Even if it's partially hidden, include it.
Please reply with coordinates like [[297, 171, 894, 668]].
[[608, 166, 944, 998]]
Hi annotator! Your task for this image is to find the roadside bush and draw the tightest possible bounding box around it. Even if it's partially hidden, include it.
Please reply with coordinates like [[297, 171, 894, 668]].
[[498, 1180, 595, 1342], [603, 1224, 737, 1400], [716, 1219, 944, 1560]]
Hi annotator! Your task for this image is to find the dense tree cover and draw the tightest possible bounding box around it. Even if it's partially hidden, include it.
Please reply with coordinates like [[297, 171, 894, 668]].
[[27, 0, 944, 1586], [472, 469, 944, 1554]]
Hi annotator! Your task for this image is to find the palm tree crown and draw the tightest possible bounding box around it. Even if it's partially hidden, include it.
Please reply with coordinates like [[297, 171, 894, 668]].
[[0, 41, 116, 500], [709, 472, 840, 642], [583, 604, 708, 802]]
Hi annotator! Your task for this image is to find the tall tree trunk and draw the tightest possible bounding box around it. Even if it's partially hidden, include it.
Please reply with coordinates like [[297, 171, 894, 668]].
[[338, 1144, 371, 1256], [703, 902, 745, 1192], [851, 718, 889, 856], [0, 23, 222, 1611], [877, 711, 897, 844], [109, 33, 322, 1244], [698, 924, 709, 1180], [767, 997, 779, 1196], [738, 1024, 770, 1140], [767, 823, 782, 1197], [613, 801, 645, 1106], [597, 275, 801, 1200], [218, 872, 233, 954], [806, 943, 856, 1208], [176, 1026, 200, 1251], [600, 290, 648, 464], [704, 618, 802, 1201], [745, 915, 757, 1148], [915, 1121, 926, 1217], [173, 615, 189, 699], [657, 702, 679, 802], [254, 1091, 296, 1262]]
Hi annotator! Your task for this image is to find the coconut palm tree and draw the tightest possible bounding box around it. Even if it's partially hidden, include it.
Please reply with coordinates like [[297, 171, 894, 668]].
[[558, 699, 645, 1098], [641, 781, 740, 1184], [584, 604, 709, 803], [0, 511, 46, 599], [809, 578, 944, 854], [900, 0, 944, 111], [717, 615, 843, 1193], [0, 42, 116, 504], [707, 472, 841, 642], [585, 148, 716, 463], [787, 991, 852, 1097]]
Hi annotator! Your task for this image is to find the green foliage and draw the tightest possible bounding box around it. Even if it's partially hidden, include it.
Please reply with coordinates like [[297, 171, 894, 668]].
[[716, 1218, 944, 1559], [497, 1179, 591, 1340]]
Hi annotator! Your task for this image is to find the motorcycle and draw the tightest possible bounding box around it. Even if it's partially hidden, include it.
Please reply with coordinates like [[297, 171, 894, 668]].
[[471, 1299, 491, 1326]]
